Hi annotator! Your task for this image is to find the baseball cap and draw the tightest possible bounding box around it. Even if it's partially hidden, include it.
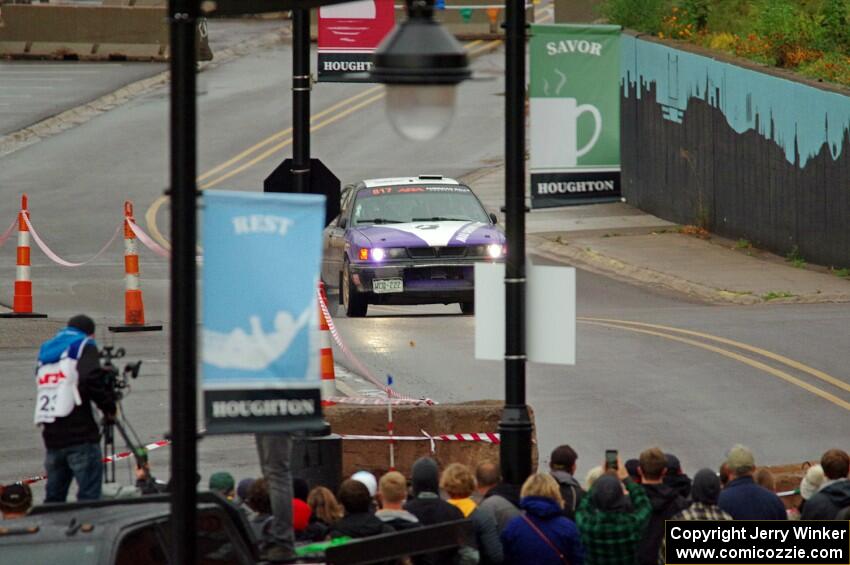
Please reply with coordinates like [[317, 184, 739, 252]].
[[0, 483, 32, 512], [351, 470, 378, 498], [725, 444, 755, 473], [209, 472, 235, 494]]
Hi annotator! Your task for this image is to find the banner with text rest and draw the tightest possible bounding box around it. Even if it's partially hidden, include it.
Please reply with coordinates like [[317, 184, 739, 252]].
[[202, 191, 326, 434], [317, 0, 395, 83], [530, 24, 621, 208]]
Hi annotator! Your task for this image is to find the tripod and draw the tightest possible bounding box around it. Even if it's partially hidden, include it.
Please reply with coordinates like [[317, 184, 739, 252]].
[[102, 405, 147, 484]]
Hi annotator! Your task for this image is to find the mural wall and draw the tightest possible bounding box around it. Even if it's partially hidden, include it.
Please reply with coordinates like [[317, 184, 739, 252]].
[[620, 33, 850, 267]]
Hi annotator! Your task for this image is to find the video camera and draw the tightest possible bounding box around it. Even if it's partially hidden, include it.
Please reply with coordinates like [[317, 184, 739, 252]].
[[98, 345, 148, 483], [99, 345, 142, 402]]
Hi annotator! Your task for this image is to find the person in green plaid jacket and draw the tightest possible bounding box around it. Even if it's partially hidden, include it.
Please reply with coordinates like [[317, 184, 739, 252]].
[[576, 458, 652, 565]]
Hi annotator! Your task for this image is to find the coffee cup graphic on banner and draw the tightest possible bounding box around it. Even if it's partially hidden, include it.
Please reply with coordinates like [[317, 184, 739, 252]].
[[531, 97, 602, 168]]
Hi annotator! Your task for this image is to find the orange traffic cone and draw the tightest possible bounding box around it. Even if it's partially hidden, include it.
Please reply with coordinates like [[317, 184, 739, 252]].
[[109, 201, 161, 332], [318, 281, 337, 403], [0, 194, 46, 318]]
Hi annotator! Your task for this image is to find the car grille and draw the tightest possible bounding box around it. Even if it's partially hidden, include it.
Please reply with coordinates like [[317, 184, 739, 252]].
[[408, 247, 436, 258], [406, 246, 467, 258]]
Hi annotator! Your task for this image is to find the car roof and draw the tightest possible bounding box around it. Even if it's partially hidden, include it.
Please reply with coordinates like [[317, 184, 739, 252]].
[[0, 493, 241, 545], [361, 175, 462, 188]]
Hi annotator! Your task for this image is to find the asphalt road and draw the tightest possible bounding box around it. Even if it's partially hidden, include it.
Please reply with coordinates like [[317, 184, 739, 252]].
[[0, 21, 847, 498]]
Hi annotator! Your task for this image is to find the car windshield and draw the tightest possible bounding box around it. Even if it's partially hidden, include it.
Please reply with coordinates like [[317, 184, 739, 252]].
[[352, 186, 490, 226]]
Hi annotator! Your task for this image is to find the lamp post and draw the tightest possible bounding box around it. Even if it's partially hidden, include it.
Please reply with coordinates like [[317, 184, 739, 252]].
[[291, 7, 311, 193], [499, 0, 533, 486], [168, 0, 198, 563]]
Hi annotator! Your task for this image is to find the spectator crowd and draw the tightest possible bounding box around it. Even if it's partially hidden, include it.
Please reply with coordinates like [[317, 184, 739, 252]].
[[2, 444, 848, 564]]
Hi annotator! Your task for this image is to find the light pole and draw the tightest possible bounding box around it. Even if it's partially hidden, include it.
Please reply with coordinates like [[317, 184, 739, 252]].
[[168, 0, 198, 563], [291, 7, 311, 194], [499, 0, 533, 486]]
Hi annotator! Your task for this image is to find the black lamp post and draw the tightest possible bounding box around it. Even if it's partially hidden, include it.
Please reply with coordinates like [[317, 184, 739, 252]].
[[499, 0, 533, 486], [371, 0, 471, 141], [168, 1, 198, 563]]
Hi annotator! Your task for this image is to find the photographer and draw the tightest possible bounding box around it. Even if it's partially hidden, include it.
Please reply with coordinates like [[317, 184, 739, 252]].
[[35, 314, 116, 503]]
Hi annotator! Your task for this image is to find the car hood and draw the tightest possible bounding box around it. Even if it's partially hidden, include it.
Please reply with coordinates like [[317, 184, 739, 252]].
[[351, 221, 503, 248]]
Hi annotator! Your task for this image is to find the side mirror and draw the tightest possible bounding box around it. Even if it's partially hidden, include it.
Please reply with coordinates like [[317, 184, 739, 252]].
[[488, 212, 498, 225], [339, 217, 348, 229]]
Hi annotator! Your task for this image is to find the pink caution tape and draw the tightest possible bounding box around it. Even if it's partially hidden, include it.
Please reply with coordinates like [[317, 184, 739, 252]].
[[0, 218, 15, 248], [24, 214, 122, 268], [128, 219, 170, 259], [317, 289, 435, 406], [18, 439, 172, 485]]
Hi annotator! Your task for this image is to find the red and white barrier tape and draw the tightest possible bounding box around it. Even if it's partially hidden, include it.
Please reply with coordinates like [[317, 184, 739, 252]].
[[128, 219, 170, 259], [0, 218, 15, 248], [23, 215, 122, 268], [339, 431, 500, 444], [317, 289, 435, 406], [19, 439, 172, 485], [324, 396, 431, 406]]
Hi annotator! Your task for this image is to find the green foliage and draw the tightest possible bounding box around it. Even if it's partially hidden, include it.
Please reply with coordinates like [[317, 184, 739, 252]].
[[818, 0, 850, 54], [600, 0, 667, 33], [735, 238, 751, 249], [678, 0, 711, 30], [833, 267, 850, 278], [762, 290, 794, 301]]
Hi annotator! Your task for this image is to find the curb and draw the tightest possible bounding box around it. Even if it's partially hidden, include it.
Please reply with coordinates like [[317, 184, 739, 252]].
[[530, 235, 850, 306], [0, 27, 289, 158]]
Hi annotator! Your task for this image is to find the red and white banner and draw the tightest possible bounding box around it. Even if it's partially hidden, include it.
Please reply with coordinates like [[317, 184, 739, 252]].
[[318, 0, 396, 82]]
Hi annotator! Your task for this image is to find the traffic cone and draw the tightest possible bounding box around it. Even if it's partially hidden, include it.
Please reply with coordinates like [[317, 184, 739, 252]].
[[0, 194, 46, 318], [109, 201, 161, 332], [318, 281, 337, 404]]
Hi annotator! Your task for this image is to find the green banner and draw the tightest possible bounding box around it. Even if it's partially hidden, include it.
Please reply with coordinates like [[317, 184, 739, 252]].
[[529, 24, 621, 208]]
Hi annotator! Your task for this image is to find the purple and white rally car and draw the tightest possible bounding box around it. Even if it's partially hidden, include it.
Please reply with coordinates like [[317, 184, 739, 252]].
[[321, 175, 505, 317]]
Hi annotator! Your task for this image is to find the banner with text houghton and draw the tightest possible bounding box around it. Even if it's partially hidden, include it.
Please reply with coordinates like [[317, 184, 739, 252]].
[[530, 24, 621, 208], [318, 0, 395, 82], [202, 191, 326, 434]]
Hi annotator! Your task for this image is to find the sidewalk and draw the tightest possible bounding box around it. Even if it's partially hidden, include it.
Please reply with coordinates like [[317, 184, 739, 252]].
[[464, 165, 850, 305]]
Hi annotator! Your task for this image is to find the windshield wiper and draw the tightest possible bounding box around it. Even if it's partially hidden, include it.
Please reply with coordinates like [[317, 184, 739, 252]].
[[411, 217, 472, 222], [356, 218, 402, 224]]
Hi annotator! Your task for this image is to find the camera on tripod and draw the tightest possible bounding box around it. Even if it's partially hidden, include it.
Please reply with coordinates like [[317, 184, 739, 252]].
[[99, 345, 142, 402], [98, 345, 148, 484]]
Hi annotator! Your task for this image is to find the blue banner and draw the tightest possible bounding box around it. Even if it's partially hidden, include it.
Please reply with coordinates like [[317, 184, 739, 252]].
[[202, 190, 326, 434]]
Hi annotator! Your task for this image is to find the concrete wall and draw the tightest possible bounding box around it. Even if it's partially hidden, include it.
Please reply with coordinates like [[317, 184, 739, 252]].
[[620, 32, 850, 267]]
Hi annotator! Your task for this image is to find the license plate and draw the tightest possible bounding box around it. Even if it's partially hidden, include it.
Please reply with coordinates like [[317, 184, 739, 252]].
[[373, 278, 403, 294]]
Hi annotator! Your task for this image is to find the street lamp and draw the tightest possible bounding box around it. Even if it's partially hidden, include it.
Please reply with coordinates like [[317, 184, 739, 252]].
[[370, 0, 471, 141]]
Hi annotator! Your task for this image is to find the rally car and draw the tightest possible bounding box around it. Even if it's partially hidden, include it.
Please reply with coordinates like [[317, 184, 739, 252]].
[[321, 175, 505, 317]]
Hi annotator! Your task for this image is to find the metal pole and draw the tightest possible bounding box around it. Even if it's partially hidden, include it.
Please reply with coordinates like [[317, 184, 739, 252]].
[[499, 0, 533, 486], [168, 0, 197, 562], [292, 7, 311, 194]]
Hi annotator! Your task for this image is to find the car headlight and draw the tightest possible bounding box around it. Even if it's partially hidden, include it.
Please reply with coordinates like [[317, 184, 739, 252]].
[[487, 243, 504, 258], [361, 247, 407, 262]]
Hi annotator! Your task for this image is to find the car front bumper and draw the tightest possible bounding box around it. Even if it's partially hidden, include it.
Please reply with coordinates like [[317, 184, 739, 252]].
[[349, 259, 497, 304]]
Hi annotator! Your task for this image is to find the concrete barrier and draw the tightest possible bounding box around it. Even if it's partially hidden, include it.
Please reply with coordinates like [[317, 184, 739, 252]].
[[324, 400, 537, 479], [0, 4, 211, 61]]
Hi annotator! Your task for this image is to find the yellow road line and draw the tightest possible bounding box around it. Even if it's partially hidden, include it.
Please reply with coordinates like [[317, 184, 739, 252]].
[[582, 320, 850, 412], [580, 317, 850, 395], [201, 92, 386, 190], [197, 85, 383, 183], [468, 39, 503, 57]]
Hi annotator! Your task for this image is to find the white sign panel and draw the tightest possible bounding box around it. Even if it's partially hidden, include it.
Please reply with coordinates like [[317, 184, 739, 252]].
[[475, 263, 576, 365]]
